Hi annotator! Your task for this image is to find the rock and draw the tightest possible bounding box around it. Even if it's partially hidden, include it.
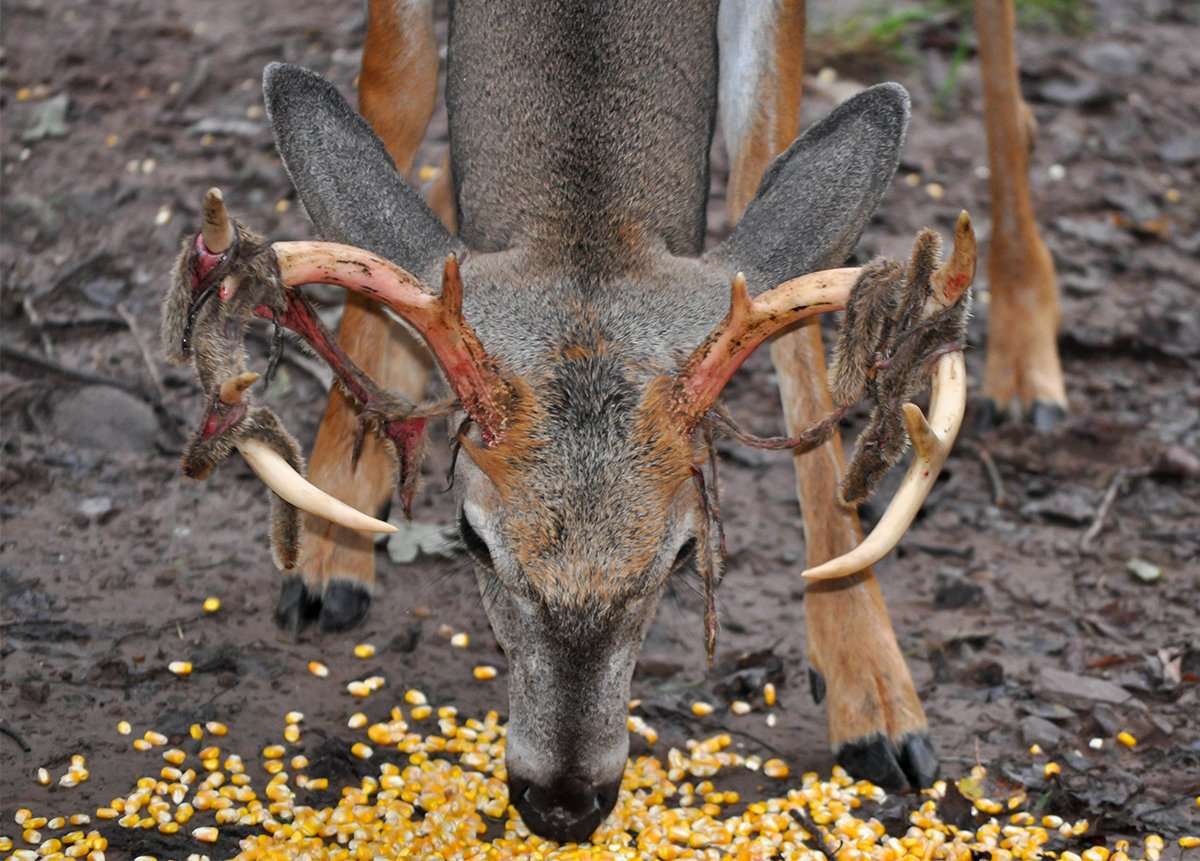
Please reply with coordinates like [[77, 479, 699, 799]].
[[1034, 666, 1134, 708], [52, 386, 158, 453], [1021, 715, 1064, 748], [22, 93, 70, 142], [385, 520, 458, 564], [77, 496, 115, 523], [1126, 557, 1162, 583], [934, 571, 984, 609], [1020, 490, 1094, 526], [1160, 133, 1200, 165], [1035, 77, 1115, 108], [1080, 42, 1142, 78]]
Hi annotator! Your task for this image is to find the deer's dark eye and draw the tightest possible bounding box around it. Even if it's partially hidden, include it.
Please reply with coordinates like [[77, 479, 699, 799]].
[[670, 537, 697, 574], [458, 509, 495, 569]]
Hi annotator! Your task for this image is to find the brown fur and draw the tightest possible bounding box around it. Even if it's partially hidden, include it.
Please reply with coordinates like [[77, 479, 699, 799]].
[[975, 0, 1066, 412], [293, 0, 442, 595], [722, 0, 929, 758]]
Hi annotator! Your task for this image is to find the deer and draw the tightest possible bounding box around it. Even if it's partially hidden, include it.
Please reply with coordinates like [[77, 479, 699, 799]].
[[161, 0, 1062, 843]]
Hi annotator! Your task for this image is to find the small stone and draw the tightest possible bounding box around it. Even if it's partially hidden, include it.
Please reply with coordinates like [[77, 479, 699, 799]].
[[78, 496, 114, 521], [1127, 557, 1162, 583], [22, 93, 70, 142]]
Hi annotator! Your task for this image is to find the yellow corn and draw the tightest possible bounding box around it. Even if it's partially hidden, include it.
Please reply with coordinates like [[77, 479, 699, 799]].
[[202, 596, 221, 612], [690, 701, 714, 717], [763, 682, 777, 707], [353, 643, 376, 659], [473, 665, 498, 681], [451, 632, 470, 648], [168, 660, 192, 676], [1116, 731, 1137, 748], [307, 660, 329, 678]]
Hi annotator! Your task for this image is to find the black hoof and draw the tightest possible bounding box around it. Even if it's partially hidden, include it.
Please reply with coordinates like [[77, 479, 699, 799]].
[[319, 580, 371, 632], [808, 667, 826, 705], [274, 577, 322, 634], [969, 397, 1004, 433], [835, 730, 938, 791], [1029, 400, 1066, 433]]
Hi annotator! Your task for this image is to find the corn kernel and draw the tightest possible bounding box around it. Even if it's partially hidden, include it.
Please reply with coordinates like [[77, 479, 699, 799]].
[[284, 724, 301, 744], [1043, 761, 1061, 778], [116, 721, 132, 736], [1028, 743, 1042, 755], [473, 665, 498, 681], [763, 758, 789, 779], [730, 700, 751, 715], [690, 701, 714, 717], [262, 744, 285, 759], [763, 682, 777, 707], [351, 743, 373, 760], [206, 721, 228, 736], [192, 825, 218, 842], [307, 661, 329, 678], [36, 767, 50, 785], [162, 749, 186, 765], [348, 712, 368, 729], [168, 660, 192, 676], [189, 723, 203, 740], [1179, 837, 1200, 849], [1117, 731, 1137, 748], [203, 596, 221, 612], [354, 643, 376, 659]]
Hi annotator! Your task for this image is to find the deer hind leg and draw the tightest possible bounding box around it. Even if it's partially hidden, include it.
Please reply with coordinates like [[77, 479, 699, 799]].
[[975, 0, 1066, 430], [718, 0, 935, 788], [278, 0, 440, 633]]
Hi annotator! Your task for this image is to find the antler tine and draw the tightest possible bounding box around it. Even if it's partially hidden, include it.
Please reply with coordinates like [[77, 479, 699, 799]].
[[236, 437, 397, 535], [201, 187, 234, 254], [676, 267, 862, 425], [930, 210, 976, 307], [802, 351, 965, 580], [803, 214, 976, 581]]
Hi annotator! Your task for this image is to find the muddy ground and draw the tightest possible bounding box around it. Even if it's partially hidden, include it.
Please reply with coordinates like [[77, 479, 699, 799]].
[[1, 0, 1198, 855]]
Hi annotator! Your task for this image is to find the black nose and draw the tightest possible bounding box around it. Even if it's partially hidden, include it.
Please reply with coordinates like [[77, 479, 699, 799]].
[[509, 773, 620, 843]]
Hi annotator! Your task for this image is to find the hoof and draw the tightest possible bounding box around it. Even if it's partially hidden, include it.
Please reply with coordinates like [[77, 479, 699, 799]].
[[969, 397, 1004, 433], [1029, 400, 1066, 433], [274, 577, 322, 635], [319, 580, 371, 632], [808, 667, 826, 705], [835, 730, 938, 791]]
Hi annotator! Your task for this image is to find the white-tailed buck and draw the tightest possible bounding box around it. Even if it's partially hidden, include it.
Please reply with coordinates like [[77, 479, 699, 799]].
[[162, 0, 1062, 842]]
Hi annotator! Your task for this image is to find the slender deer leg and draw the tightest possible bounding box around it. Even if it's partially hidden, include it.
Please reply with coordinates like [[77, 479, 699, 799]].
[[279, 0, 440, 633], [719, 0, 935, 788], [975, 0, 1066, 429]]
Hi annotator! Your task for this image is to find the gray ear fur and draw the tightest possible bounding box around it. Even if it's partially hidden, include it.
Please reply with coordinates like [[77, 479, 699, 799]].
[[262, 62, 460, 276], [712, 82, 910, 289]]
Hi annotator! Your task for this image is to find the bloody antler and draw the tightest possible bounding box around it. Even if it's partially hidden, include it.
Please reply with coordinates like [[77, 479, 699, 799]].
[[679, 212, 976, 583], [164, 188, 514, 556]]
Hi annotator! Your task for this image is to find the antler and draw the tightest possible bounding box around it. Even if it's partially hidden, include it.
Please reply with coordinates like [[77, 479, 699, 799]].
[[803, 211, 975, 580], [674, 267, 862, 426], [165, 188, 514, 548]]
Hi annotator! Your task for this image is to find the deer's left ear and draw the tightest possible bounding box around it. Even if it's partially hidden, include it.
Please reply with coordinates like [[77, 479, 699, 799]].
[[710, 83, 910, 286], [263, 62, 461, 277]]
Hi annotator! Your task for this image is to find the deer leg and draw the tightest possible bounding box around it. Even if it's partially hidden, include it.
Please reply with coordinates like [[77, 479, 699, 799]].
[[975, 0, 1066, 429], [280, 0, 439, 633], [719, 0, 935, 788]]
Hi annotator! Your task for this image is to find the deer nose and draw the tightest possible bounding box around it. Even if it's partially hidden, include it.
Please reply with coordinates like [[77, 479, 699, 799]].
[[509, 773, 619, 843]]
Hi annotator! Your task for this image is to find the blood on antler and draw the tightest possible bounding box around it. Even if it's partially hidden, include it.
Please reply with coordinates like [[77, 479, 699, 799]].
[[678, 211, 976, 585], [162, 188, 516, 563]]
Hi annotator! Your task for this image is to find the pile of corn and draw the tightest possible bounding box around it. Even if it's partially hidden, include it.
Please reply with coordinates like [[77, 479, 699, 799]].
[[5, 672, 1198, 861]]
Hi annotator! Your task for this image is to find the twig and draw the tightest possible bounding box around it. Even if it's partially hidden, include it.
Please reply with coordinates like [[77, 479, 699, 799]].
[[21, 295, 56, 358], [0, 721, 32, 753], [0, 343, 155, 404], [1080, 467, 1149, 553], [969, 442, 1006, 507], [116, 302, 168, 401]]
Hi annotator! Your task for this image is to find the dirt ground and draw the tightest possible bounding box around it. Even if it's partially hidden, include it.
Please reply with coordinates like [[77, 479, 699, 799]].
[[1, 0, 1198, 856]]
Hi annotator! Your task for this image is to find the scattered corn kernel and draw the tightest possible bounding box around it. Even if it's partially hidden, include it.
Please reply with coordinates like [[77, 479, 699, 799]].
[[730, 700, 751, 715], [1044, 761, 1062, 778], [205, 721, 228, 736], [116, 721, 132, 736], [1117, 731, 1137, 748], [1028, 743, 1042, 755], [346, 680, 372, 697], [192, 826, 218, 843], [162, 749, 186, 766], [690, 701, 714, 717], [1179, 837, 1200, 849], [450, 632, 470, 648], [37, 767, 50, 785], [347, 712, 368, 729], [763, 682, 777, 707], [351, 743, 373, 760], [763, 758, 789, 779], [473, 665, 498, 681], [353, 643, 376, 659], [168, 661, 192, 676], [202, 596, 221, 613], [307, 660, 329, 677]]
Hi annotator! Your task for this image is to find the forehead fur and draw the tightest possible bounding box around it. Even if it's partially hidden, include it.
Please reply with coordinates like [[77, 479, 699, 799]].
[[458, 254, 713, 609]]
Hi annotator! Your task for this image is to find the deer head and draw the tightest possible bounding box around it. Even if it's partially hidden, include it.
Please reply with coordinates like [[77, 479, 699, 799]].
[[166, 62, 971, 842]]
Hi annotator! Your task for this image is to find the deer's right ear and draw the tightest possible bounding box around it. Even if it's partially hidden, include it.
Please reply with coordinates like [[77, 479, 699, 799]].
[[263, 62, 460, 275], [712, 83, 910, 286]]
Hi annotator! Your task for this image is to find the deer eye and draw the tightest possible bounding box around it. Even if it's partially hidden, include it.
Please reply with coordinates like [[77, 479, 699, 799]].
[[458, 508, 495, 570], [670, 537, 697, 574]]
